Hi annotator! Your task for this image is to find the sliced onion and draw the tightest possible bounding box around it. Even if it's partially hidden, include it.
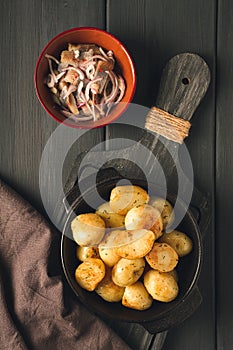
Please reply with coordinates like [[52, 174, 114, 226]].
[[47, 58, 58, 84], [60, 85, 68, 105], [63, 84, 77, 99], [84, 54, 107, 63], [56, 71, 66, 81], [115, 76, 126, 103], [85, 77, 102, 101], [77, 81, 84, 96], [45, 44, 126, 122], [47, 74, 55, 88], [99, 47, 109, 59], [80, 92, 94, 115], [45, 53, 60, 65], [77, 102, 86, 109], [86, 64, 96, 80], [105, 71, 119, 104]]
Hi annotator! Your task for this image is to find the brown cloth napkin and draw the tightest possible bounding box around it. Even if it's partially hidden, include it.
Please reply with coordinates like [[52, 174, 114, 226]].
[[0, 180, 131, 350]]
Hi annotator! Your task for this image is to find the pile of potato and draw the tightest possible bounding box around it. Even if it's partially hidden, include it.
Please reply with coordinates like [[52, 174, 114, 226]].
[[71, 185, 193, 311]]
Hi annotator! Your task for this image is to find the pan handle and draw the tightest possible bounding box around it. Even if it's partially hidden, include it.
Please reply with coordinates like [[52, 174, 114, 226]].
[[140, 285, 202, 334]]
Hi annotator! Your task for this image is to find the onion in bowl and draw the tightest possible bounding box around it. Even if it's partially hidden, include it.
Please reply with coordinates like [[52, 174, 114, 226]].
[[45, 43, 126, 122]]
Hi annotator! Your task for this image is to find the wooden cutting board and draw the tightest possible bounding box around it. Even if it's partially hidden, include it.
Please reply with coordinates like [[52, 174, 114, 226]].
[[49, 52, 211, 350]]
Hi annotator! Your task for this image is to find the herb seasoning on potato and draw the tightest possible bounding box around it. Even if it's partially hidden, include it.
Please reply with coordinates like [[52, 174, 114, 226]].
[[71, 184, 193, 310], [159, 230, 193, 257]]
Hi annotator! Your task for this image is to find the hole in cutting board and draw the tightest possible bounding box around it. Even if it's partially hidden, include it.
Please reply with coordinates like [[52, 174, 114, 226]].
[[182, 77, 190, 85]]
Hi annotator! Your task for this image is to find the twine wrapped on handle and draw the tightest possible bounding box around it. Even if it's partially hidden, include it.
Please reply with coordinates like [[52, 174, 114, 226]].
[[145, 106, 191, 144]]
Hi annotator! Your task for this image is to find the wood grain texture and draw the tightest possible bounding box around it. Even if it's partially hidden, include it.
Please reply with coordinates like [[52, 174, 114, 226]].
[[107, 1, 216, 349], [216, 0, 233, 349], [155, 53, 210, 121], [2, 0, 231, 349], [0, 2, 162, 349], [0, 0, 105, 214]]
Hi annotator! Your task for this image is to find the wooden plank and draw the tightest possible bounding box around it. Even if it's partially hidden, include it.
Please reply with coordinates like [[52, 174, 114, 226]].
[[0, 2, 164, 349], [0, 0, 105, 214], [0, 1, 219, 349], [216, 0, 233, 349], [107, 1, 216, 349]]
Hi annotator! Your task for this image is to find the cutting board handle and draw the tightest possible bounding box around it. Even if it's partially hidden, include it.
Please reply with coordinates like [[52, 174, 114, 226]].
[[154, 52, 211, 121], [143, 53, 211, 145], [145, 53, 210, 143]]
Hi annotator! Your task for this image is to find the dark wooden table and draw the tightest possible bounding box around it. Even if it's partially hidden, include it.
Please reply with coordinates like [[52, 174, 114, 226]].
[[1, 1, 232, 349]]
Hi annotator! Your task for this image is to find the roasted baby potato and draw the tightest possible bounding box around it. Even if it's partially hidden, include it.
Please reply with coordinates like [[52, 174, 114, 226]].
[[76, 246, 100, 261], [144, 270, 179, 302], [96, 202, 125, 228], [112, 258, 145, 287], [98, 230, 122, 267], [109, 185, 149, 215], [122, 281, 153, 310], [98, 246, 120, 267], [159, 230, 193, 257], [71, 213, 105, 246], [149, 196, 175, 229], [114, 229, 155, 259], [125, 204, 163, 239], [95, 268, 125, 302], [75, 258, 105, 291], [145, 242, 179, 272], [72, 186, 191, 308]]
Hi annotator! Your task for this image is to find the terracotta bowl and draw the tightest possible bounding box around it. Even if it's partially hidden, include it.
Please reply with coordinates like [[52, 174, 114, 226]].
[[34, 27, 136, 128]]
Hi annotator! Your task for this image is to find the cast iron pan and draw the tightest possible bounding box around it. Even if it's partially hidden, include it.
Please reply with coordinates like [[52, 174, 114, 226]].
[[60, 53, 211, 333]]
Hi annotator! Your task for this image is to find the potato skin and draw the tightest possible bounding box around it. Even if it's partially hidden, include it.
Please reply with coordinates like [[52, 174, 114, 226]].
[[145, 242, 179, 272], [98, 231, 122, 267], [159, 230, 193, 257], [76, 246, 100, 261], [72, 188, 189, 308], [75, 258, 105, 291], [109, 185, 149, 215], [149, 196, 175, 229], [125, 204, 163, 239], [112, 258, 145, 287], [95, 268, 125, 302], [115, 229, 155, 259], [98, 246, 120, 267], [122, 281, 153, 310], [144, 270, 179, 302], [96, 202, 125, 228], [71, 213, 105, 246]]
